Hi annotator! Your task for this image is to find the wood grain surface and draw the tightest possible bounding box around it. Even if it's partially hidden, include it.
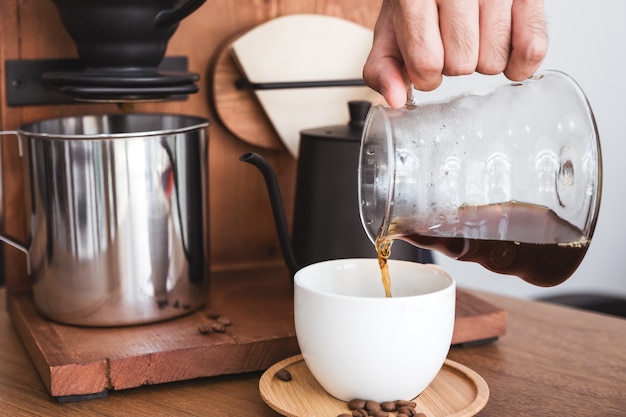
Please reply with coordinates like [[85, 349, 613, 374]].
[[1, 286, 625, 416], [7, 265, 504, 398]]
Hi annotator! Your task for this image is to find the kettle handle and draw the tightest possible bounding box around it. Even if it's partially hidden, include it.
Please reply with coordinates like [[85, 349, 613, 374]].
[[0, 131, 31, 275], [154, 0, 207, 28]]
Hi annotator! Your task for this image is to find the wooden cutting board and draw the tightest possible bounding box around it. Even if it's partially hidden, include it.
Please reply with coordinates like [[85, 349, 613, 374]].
[[8, 266, 505, 399], [224, 14, 385, 157]]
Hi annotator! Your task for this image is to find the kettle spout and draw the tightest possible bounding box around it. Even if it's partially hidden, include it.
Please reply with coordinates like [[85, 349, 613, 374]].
[[240, 152, 300, 277]]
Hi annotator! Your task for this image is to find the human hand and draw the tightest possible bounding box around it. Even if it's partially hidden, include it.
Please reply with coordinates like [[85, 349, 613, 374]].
[[363, 0, 549, 108]]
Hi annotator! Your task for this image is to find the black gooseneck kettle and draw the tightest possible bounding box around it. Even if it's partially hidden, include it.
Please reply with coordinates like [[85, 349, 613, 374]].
[[241, 101, 432, 277]]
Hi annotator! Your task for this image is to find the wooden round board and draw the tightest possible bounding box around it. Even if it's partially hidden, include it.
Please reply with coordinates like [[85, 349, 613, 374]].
[[210, 32, 284, 150], [259, 355, 489, 417], [211, 14, 385, 157]]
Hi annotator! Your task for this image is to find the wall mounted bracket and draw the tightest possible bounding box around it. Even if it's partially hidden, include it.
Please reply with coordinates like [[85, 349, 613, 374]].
[[5, 56, 191, 106]]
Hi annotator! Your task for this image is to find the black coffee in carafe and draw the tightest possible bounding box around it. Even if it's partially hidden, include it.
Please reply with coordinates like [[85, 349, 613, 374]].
[[389, 202, 588, 287]]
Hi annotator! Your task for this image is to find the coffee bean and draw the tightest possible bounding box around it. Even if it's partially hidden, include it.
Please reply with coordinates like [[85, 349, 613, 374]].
[[346, 397, 420, 417], [338, 414, 352, 417], [380, 401, 396, 412], [217, 316, 232, 326], [275, 368, 292, 382], [197, 324, 211, 335], [364, 400, 381, 412], [211, 322, 226, 333], [348, 399, 366, 410], [398, 406, 417, 416]]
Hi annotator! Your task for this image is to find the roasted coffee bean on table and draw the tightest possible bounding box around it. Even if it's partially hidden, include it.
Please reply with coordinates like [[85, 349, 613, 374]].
[[396, 400, 417, 408], [197, 310, 233, 335], [351, 409, 368, 417], [211, 322, 226, 333], [216, 316, 232, 326], [347, 399, 366, 410], [341, 398, 422, 417], [274, 368, 292, 382], [381, 401, 397, 412], [196, 324, 212, 335], [398, 406, 417, 416], [365, 400, 382, 412]]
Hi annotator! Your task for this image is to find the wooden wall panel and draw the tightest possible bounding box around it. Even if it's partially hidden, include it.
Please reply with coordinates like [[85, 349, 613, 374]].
[[0, 0, 380, 290]]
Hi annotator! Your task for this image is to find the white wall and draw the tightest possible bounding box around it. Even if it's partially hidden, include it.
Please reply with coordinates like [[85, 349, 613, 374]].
[[416, 0, 626, 299]]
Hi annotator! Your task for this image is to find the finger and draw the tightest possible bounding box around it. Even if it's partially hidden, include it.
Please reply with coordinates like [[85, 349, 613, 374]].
[[363, 46, 409, 108], [504, 0, 548, 81], [394, 0, 444, 91], [476, 0, 513, 75], [363, 1, 410, 108], [438, 0, 480, 76]]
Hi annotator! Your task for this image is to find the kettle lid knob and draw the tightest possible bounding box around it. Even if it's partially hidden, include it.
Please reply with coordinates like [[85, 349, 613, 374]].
[[348, 100, 372, 129]]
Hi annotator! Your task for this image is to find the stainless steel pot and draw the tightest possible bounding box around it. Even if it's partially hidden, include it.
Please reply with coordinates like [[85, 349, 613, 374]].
[[0, 113, 210, 326]]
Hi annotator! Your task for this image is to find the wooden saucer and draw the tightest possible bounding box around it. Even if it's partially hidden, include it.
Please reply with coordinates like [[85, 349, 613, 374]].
[[259, 355, 489, 417]]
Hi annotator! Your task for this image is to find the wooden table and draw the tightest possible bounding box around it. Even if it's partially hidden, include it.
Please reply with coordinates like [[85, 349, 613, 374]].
[[1, 286, 625, 416]]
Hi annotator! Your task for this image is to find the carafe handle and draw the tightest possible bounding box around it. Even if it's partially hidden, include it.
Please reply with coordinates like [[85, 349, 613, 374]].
[[154, 0, 207, 28]]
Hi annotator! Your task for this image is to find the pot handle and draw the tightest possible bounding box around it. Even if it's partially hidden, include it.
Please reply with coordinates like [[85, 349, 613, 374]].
[[154, 0, 207, 28], [0, 130, 31, 275]]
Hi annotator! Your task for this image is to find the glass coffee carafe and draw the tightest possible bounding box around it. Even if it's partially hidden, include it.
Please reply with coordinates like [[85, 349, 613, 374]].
[[359, 70, 602, 287]]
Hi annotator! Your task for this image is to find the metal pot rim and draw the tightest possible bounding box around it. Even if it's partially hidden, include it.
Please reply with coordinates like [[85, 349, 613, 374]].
[[17, 112, 210, 140]]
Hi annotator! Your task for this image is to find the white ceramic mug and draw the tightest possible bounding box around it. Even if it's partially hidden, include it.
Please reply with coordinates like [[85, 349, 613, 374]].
[[294, 258, 455, 402]]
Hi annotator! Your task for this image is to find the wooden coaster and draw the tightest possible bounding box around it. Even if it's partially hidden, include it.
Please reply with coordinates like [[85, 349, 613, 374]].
[[259, 355, 489, 417]]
